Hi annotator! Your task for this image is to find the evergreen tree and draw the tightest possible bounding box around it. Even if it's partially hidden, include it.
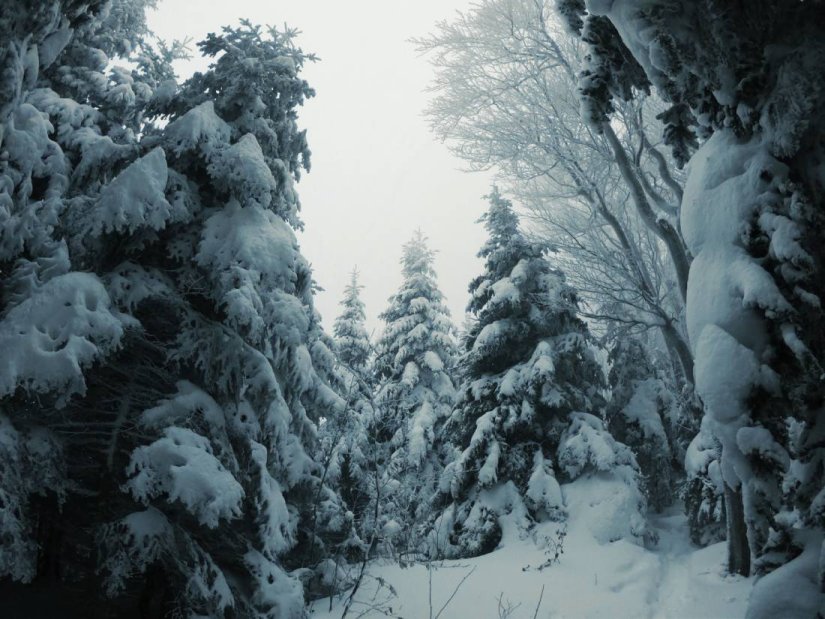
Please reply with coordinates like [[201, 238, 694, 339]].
[[321, 268, 374, 552], [107, 22, 350, 615], [1, 5, 348, 615], [373, 230, 458, 547], [333, 268, 372, 379], [606, 337, 677, 513], [0, 0, 177, 603], [683, 420, 726, 547], [430, 188, 643, 558]]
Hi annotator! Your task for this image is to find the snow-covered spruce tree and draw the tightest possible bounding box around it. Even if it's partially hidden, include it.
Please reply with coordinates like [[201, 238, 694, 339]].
[[319, 268, 374, 554], [334, 268, 372, 379], [683, 419, 726, 548], [606, 337, 677, 513], [2, 4, 350, 614], [373, 230, 458, 551], [430, 189, 646, 558], [559, 3, 825, 607], [101, 23, 351, 615], [0, 0, 182, 604]]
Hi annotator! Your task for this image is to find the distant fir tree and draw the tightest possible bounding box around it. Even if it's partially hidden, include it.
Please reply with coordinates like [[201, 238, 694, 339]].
[[683, 420, 726, 548], [0, 5, 349, 615], [606, 337, 677, 513], [431, 188, 644, 558], [373, 230, 458, 547], [320, 268, 374, 551], [333, 268, 372, 379]]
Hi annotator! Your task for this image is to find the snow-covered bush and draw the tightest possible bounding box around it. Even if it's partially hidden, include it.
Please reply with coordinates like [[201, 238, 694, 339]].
[[683, 421, 726, 547], [606, 337, 679, 512], [558, 412, 650, 545]]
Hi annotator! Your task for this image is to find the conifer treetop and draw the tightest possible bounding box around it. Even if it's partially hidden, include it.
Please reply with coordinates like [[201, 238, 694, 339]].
[[333, 267, 371, 375], [377, 230, 457, 382]]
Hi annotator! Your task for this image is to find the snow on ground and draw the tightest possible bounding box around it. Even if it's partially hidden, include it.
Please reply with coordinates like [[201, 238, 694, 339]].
[[310, 479, 753, 619]]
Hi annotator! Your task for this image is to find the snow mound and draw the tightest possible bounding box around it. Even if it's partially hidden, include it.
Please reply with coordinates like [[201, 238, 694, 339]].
[[746, 530, 825, 619], [563, 475, 647, 545]]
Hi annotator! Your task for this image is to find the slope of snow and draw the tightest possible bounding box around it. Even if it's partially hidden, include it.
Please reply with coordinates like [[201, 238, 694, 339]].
[[310, 481, 753, 618]]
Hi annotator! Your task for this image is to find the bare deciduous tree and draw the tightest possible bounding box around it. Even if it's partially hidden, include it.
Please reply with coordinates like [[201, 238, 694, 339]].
[[414, 0, 694, 384]]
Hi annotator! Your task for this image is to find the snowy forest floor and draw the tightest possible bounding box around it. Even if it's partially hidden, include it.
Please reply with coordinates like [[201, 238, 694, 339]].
[[310, 483, 753, 619]]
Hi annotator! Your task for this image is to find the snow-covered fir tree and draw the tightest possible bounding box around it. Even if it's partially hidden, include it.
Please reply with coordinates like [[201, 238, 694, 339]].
[[606, 337, 677, 513], [430, 188, 646, 558], [0, 0, 174, 600], [108, 22, 352, 615], [373, 230, 458, 549], [1, 4, 349, 615], [333, 268, 372, 379], [319, 268, 374, 554]]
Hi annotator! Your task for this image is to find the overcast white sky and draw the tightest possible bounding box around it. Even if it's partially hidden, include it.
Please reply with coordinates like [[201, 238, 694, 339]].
[[147, 1, 492, 335]]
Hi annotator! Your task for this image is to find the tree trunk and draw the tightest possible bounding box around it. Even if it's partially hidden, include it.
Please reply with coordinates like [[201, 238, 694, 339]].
[[724, 483, 750, 576], [602, 122, 692, 304], [661, 322, 694, 386]]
